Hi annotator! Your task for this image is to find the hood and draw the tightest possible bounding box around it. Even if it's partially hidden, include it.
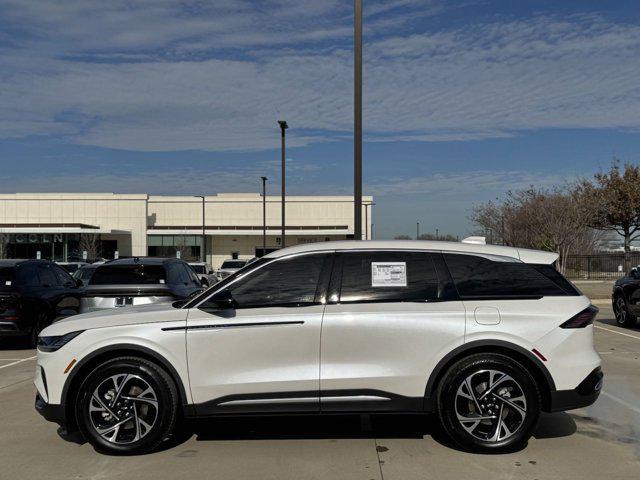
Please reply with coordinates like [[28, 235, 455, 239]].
[[42, 302, 188, 337]]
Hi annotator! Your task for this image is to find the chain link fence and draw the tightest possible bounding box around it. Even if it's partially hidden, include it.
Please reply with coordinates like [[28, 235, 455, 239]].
[[565, 253, 640, 280]]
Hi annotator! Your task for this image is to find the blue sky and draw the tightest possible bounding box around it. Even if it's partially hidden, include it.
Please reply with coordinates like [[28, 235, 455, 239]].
[[1, 0, 639, 239]]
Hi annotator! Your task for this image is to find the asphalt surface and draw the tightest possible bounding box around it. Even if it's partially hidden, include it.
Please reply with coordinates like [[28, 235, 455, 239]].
[[0, 304, 638, 480]]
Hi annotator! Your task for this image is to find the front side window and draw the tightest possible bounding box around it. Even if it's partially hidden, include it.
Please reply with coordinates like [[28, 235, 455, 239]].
[[443, 253, 571, 299], [37, 264, 59, 287], [202, 254, 328, 309], [339, 251, 440, 303]]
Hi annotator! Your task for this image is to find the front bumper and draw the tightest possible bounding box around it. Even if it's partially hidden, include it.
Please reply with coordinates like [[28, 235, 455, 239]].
[[35, 393, 66, 426], [549, 367, 603, 412]]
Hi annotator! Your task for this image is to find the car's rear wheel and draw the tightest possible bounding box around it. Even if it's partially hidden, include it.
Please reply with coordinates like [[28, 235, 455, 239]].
[[76, 357, 178, 455], [614, 295, 637, 328], [436, 353, 540, 453]]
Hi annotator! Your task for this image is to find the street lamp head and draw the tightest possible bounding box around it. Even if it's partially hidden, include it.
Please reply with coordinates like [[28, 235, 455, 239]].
[[278, 120, 288, 130], [261, 176, 267, 182]]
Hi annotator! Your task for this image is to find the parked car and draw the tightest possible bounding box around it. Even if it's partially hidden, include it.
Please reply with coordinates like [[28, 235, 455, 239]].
[[215, 258, 248, 281], [79, 257, 204, 313], [612, 266, 640, 327], [57, 261, 89, 274], [72, 264, 98, 287], [188, 262, 216, 287], [35, 240, 602, 455], [0, 259, 82, 346]]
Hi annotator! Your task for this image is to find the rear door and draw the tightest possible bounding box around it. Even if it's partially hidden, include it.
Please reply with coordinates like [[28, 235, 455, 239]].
[[186, 252, 333, 414], [320, 250, 466, 411]]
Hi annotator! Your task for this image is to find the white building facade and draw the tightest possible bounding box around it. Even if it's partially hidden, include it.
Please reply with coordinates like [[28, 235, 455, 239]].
[[0, 193, 373, 268]]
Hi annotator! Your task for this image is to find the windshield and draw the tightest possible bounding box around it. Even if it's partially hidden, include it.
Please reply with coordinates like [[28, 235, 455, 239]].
[[182, 258, 269, 308], [90, 265, 167, 285], [0, 267, 15, 289], [221, 260, 246, 269], [190, 265, 205, 274]]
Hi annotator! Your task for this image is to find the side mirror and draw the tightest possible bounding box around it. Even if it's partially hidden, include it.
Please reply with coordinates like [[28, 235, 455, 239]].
[[213, 289, 236, 309], [75, 278, 84, 288]]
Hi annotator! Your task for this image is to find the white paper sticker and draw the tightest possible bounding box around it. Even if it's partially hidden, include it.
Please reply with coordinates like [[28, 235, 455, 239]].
[[371, 262, 407, 287], [4, 281, 11, 286], [159, 279, 165, 284]]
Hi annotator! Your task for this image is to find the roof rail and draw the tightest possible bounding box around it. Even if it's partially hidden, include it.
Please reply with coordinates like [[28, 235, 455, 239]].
[[461, 236, 486, 245]]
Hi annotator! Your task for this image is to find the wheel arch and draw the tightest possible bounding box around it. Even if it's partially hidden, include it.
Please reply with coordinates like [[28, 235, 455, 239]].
[[424, 340, 556, 412], [61, 344, 191, 431]]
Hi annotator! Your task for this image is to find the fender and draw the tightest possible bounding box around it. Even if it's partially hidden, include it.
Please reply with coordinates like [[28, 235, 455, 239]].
[[60, 343, 190, 408], [423, 339, 557, 402]]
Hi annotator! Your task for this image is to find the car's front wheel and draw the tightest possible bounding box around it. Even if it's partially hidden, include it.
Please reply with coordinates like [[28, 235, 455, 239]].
[[614, 295, 637, 328], [436, 353, 540, 453], [76, 357, 178, 455]]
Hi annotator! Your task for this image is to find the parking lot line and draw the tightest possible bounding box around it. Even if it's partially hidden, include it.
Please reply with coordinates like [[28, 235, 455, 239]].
[[601, 391, 640, 416], [0, 356, 36, 370], [595, 324, 640, 340]]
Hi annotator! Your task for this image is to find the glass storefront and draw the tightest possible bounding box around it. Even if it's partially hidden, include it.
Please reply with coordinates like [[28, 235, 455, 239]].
[[1, 233, 117, 262], [147, 235, 202, 261]]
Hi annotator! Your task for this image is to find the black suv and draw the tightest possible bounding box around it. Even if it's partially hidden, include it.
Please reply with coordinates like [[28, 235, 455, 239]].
[[0, 259, 82, 346], [80, 257, 204, 313], [613, 266, 640, 327]]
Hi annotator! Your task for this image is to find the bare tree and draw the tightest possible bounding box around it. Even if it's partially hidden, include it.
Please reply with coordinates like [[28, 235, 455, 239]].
[[393, 234, 412, 240], [471, 187, 599, 273], [79, 234, 101, 262], [417, 233, 458, 242], [576, 160, 640, 270], [174, 239, 196, 261]]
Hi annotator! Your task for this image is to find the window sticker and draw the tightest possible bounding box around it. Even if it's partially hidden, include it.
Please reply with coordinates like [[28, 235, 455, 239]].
[[4, 281, 11, 286], [371, 262, 407, 287]]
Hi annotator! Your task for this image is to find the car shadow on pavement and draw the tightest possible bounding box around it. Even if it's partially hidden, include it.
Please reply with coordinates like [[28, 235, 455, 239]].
[[533, 412, 577, 439]]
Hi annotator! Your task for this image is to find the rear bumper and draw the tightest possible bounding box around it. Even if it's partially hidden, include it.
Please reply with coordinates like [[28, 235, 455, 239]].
[[549, 367, 603, 412], [35, 393, 66, 426]]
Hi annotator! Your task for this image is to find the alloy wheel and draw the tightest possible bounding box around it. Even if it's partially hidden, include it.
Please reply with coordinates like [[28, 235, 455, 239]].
[[615, 297, 627, 324], [454, 369, 527, 443], [88, 374, 159, 445]]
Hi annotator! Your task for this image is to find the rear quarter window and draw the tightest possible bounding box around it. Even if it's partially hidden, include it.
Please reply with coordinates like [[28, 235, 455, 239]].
[[443, 253, 572, 299]]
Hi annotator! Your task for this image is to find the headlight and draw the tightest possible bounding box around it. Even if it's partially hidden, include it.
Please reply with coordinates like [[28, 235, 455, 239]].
[[37, 331, 84, 352]]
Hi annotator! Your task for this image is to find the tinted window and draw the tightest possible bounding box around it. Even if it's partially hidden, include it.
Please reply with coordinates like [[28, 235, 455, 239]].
[[37, 264, 59, 287], [443, 253, 569, 298], [221, 260, 246, 269], [166, 262, 190, 284], [60, 264, 79, 273], [531, 264, 580, 295], [190, 265, 205, 274], [0, 267, 14, 288], [90, 265, 167, 285], [204, 254, 327, 308], [14, 264, 38, 286], [53, 265, 75, 286], [339, 252, 439, 303]]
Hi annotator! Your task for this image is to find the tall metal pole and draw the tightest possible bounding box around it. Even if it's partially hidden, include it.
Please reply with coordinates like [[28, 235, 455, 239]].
[[195, 196, 206, 262], [354, 0, 363, 240], [261, 176, 267, 256], [416, 222, 420, 240], [278, 121, 288, 248]]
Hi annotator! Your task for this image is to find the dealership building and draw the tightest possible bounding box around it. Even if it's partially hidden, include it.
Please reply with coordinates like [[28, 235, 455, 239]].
[[0, 193, 374, 268]]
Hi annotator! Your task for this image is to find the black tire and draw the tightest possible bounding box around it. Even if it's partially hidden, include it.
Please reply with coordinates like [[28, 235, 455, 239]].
[[76, 356, 179, 455], [614, 294, 637, 328], [436, 353, 540, 453], [29, 311, 48, 348]]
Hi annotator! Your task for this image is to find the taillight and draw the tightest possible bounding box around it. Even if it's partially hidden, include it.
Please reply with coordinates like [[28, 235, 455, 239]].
[[560, 305, 599, 328]]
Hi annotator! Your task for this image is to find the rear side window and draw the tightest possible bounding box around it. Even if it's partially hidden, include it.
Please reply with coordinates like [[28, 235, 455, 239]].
[[443, 253, 570, 299], [37, 264, 60, 287], [14, 264, 38, 286], [339, 252, 440, 303], [90, 265, 167, 285]]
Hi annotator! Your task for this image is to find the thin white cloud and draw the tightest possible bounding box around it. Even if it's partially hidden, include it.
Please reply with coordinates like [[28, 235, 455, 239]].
[[0, 3, 639, 151]]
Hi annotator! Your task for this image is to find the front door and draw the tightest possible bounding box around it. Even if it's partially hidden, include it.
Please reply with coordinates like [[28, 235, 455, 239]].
[[186, 252, 333, 414]]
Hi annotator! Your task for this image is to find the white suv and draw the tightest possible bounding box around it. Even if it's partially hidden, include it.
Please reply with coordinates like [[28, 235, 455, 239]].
[[35, 240, 602, 455]]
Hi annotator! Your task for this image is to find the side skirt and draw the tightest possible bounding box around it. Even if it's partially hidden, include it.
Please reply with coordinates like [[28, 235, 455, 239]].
[[186, 389, 427, 417]]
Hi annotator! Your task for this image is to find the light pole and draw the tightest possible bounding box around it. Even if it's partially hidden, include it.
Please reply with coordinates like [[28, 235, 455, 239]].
[[354, 0, 363, 240], [416, 222, 420, 240], [278, 120, 288, 248], [194, 195, 206, 262], [261, 176, 267, 256]]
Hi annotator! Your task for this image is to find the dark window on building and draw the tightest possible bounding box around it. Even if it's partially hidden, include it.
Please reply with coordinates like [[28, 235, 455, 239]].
[[203, 254, 327, 309], [443, 253, 570, 299], [339, 252, 439, 303], [90, 265, 167, 285]]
